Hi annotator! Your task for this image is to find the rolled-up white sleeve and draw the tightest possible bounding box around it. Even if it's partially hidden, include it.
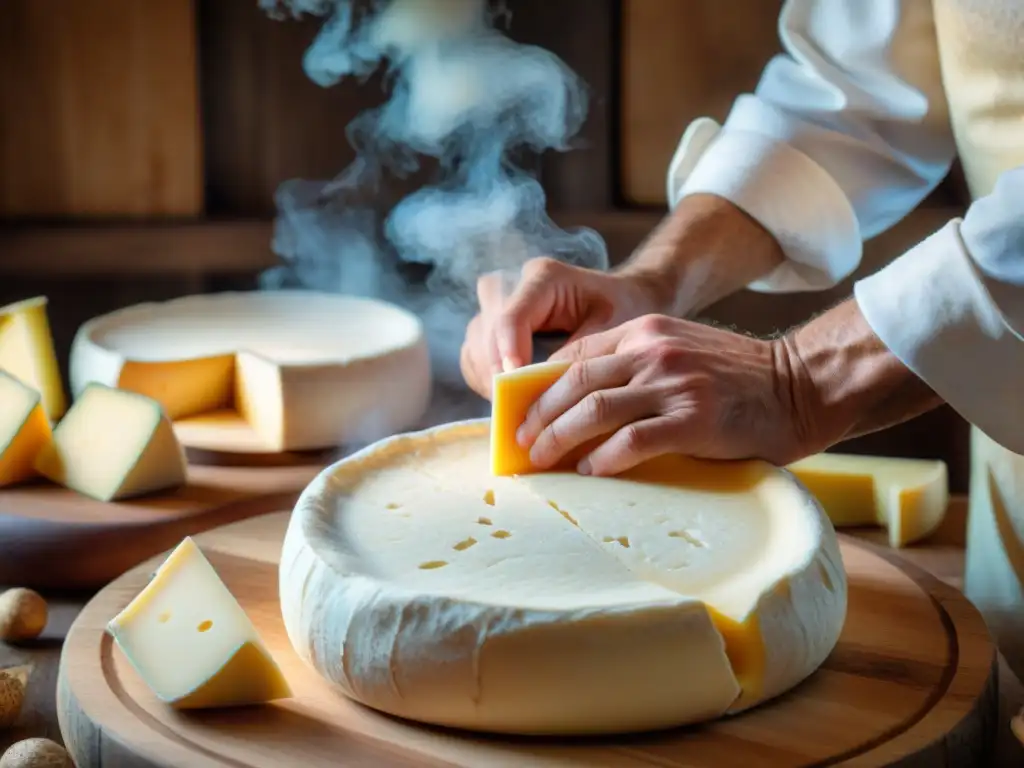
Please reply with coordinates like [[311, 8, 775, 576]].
[[855, 167, 1024, 453], [668, 0, 957, 292]]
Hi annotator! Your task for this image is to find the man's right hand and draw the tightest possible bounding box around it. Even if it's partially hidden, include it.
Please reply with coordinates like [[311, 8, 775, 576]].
[[459, 257, 666, 399]]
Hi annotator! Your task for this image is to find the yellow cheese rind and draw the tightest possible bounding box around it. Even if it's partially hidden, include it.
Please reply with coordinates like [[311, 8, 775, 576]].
[[0, 296, 67, 421], [282, 419, 847, 734], [109, 537, 292, 709], [0, 372, 53, 487], [34, 384, 187, 502], [69, 291, 432, 453], [490, 360, 571, 476], [788, 453, 949, 547]]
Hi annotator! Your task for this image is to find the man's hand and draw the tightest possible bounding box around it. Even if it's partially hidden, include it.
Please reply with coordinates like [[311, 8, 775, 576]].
[[515, 314, 813, 476], [516, 300, 944, 477], [459, 258, 666, 399], [459, 194, 788, 400]]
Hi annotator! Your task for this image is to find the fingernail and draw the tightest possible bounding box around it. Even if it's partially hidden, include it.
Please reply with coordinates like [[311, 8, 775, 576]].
[[577, 458, 592, 475], [516, 425, 529, 447], [501, 356, 516, 373]]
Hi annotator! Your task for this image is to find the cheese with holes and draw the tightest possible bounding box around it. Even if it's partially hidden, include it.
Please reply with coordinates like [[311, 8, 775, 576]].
[[34, 384, 187, 502], [109, 537, 292, 709], [0, 297, 66, 421], [0, 372, 52, 487], [490, 360, 571, 475], [280, 419, 846, 735], [788, 453, 948, 548], [69, 291, 431, 453]]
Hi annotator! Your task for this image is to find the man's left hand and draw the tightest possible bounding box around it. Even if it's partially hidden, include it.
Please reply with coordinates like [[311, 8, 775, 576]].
[[516, 314, 820, 476]]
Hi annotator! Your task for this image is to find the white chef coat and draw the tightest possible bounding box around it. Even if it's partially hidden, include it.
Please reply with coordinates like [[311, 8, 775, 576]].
[[668, 0, 1024, 456]]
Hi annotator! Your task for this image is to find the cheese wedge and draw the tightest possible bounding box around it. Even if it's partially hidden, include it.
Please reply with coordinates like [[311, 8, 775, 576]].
[[490, 359, 571, 475], [69, 291, 430, 453], [281, 419, 846, 735], [0, 296, 66, 421], [787, 453, 948, 547], [34, 384, 187, 502], [108, 537, 292, 709], [0, 372, 52, 487]]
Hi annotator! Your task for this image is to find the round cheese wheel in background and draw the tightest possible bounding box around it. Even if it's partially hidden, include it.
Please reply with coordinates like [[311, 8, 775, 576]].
[[68, 291, 431, 454], [280, 419, 847, 735]]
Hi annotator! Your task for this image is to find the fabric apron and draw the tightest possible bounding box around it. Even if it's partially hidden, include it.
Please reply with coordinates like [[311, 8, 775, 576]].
[[932, 0, 1024, 679]]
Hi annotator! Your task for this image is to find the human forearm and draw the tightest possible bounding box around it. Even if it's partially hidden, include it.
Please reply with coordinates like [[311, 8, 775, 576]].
[[615, 193, 785, 317], [780, 299, 943, 454]]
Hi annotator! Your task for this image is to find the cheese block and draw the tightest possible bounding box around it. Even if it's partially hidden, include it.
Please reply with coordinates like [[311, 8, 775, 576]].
[[34, 383, 187, 502], [68, 291, 431, 453], [490, 359, 571, 475], [280, 419, 846, 735], [109, 537, 292, 709], [0, 371, 52, 487], [788, 453, 948, 548], [0, 296, 67, 421]]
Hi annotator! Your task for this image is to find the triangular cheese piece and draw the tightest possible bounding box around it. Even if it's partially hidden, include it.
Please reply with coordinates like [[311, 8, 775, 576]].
[[34, 383, 187, 501], [0, 296, 66, 421], [787, 452, 948, 547], [0, 371, 52, 487], [108, 537, 292, 709]]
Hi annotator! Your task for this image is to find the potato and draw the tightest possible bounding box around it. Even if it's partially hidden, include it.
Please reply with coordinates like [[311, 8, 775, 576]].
[[0, 590, 47, 643], [0, 665, 31, 728], [0, 738, 72, 768]]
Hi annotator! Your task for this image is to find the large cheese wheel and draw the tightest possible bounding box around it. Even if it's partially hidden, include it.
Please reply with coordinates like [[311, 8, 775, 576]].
[[69, 291, 431, 453], [280, 419, 847, 735]]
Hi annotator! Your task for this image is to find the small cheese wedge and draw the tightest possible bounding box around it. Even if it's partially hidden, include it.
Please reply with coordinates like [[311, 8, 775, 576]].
[[0, 372, 52, 487], [0, 296, 66, 421], [34, 384, 187, 502], [108, 537, 292, 709], [787, 453, 948, 547], [490, 359, 571, 475]]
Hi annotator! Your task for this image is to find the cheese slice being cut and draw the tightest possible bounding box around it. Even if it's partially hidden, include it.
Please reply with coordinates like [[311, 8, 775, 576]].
[[281, 419, 846, 735], [34, 384, 187, 502], [0, 296, 67, 421], [69, 291, 431, 453], [787, 453, 948, 547], [109, 537, 292, 709], [0, 371, 52, 487], [490, 359, 571, 475]]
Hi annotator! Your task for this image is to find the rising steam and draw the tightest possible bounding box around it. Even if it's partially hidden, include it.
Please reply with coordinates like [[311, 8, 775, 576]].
[[259, 0, 608, 421]]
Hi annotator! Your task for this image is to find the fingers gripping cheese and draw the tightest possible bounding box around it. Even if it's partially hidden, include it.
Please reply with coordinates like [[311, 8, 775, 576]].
[[280, 420, 847, 735]]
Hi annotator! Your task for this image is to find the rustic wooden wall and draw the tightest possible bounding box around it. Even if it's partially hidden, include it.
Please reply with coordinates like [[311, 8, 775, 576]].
[[0, 0, 202, 217]]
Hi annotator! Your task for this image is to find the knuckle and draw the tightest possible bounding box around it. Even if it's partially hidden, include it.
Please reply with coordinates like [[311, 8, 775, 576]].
[[581, 391, 610, 423], [619, 424, 646, 454], [634, 313, 672, 336], [522, 256, 563, 279], [566, 361, 591, 392]]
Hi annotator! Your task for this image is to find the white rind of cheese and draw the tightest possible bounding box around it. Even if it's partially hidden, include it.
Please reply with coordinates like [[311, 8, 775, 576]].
[[280, 419, 847, 735], [68, 291, 432, 453]]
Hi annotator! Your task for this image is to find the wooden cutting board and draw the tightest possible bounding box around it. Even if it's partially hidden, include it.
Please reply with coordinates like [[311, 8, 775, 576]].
[[57, 513, 998, 767], [0, 465, 320, 591]]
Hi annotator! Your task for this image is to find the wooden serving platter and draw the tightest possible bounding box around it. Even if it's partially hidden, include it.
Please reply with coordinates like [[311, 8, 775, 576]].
[[0, 465, 321, 591], [57, 513, 998, 767]]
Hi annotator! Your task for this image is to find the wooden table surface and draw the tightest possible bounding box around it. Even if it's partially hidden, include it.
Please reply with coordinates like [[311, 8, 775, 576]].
[[3, 498, 1023, 765]]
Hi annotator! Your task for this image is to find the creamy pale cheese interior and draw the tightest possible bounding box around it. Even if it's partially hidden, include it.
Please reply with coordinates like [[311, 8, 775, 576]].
[[315, 422, 840, 716], [72, 292, 427, 452]]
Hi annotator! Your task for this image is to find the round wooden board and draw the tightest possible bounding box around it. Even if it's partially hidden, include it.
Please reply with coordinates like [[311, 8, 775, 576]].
[[57, 513, 998, 768], [0, 465, 320, 591]]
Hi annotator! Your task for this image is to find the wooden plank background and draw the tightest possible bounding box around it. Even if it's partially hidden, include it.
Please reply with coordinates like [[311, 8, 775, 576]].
[[0, 0, 202, 217]]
